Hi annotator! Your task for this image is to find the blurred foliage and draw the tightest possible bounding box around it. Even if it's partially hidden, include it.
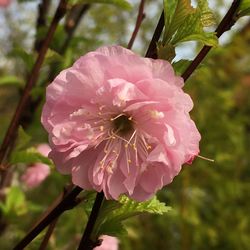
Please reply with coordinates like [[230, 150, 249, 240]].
[[0, 0, 250, 250]]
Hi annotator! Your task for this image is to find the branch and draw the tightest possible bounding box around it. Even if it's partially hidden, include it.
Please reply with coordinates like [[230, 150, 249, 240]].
[[38, 217, 58, 250], [127, 0, 145, 50], [0, 0, 67, 167], [13, 186, 83, 250], [182, 0, 241, 82], [145, 10, 164, 58], [37, 185, 70, 250], [60, 4, 91, 54], [34, 0, 51, 52], [77, 192, 104, 250]]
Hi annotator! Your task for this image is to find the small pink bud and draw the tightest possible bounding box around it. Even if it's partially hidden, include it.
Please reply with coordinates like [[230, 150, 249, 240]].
[[94, 235, 119, 250], [21, 144, 51, 188]]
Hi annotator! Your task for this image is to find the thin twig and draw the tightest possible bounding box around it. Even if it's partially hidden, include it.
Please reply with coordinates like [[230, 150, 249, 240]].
[[145, 10, 164, 58], [34, 0, 51, 52], [127, 0, 146, 49], [0, 0, 67, 168], [182, 0, 241, 82], [60, 4, 91, 54], [37, 185, 70, 250], [38, 218, 58, 250], [13, 186, 83, 250], [77, 192, 104, 250]]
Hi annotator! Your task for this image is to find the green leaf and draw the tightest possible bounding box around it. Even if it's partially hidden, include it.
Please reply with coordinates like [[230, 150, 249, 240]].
[[15, 127, 31, 151], [238, 7, 250, 17], [69, 0, 132, 10], [0, 76, 24, 88], [157, 42, 176, 61], [44, 49, 63, 65], [163, 0, 195, 43], [94, 196, 171, 237], [239, 0, 250, 10], [163, 0, 217, 47], [8, 48, 35, 73], [10, 147, 54, 167], [0, 186, 27, 216], [178, 32, 218, 47], [98, 219, 127, 237], [172, 59, 191, 75], [118, 196, 171, 216], [238, 0, 250, 17]]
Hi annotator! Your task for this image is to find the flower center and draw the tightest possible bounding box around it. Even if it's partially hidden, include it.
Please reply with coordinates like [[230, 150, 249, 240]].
[[112, 114, 133, 135]]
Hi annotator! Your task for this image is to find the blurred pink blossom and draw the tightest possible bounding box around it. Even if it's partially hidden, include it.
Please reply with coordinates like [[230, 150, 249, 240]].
[[0, 0, 11, 7], [42, 45, 201, 201], [21, 144, 51, 188], [94, 235, 119, 250]]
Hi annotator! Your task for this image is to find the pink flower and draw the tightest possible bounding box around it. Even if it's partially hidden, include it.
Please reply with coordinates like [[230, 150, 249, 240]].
[[94, 235, 119, 250], [0, 0, 11, 7], [21, 144, 51, 188], [42, 45, 201, 201]]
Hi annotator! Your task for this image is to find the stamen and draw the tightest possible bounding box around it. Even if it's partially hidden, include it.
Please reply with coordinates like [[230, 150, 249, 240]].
[[125, 145, 131, 174], [197, 155, 215, 162], [127, 130, 137, 145], [111, 130, 130, 144], [110, 113, 125, 121]]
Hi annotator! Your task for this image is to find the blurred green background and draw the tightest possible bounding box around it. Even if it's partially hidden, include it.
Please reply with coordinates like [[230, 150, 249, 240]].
[[0, 0, 250, 249]]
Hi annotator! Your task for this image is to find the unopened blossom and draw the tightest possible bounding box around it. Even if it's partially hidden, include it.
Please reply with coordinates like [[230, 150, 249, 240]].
[[21, 144, 51, 188], [94, 235, 119, 250], [0, 0, 11, 7], [42, 45, 201, 201]]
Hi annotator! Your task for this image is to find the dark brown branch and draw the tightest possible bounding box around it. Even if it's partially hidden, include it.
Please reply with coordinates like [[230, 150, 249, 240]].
[[37, 185, 70, 250], [38, 218, 58, 250], [60, 4, 91, 54], [77, 192, 104, 250], [182, 0, 241, 82], [127, 0, 145, 50], [145, 11, 164, 58], [34, 0, 51, 52], [13, 186, 83, 250], [0, 0, 67, 167]]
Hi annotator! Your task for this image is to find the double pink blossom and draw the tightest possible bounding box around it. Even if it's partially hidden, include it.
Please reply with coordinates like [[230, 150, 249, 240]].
[[21, 144, 51, 188], [42, 45, 201, 201]]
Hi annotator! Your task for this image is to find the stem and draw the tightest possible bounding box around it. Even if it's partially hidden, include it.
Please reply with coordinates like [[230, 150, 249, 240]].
[[60, 4, 90, 54], [37, 185, 71, 250], [38, 218, 58, 250], [13, 186, 83, 250], [182, 0, 241, 82], [77, 192, 104, 250], [0, 0, 67, 167], [34, 0, 51, 52], [145, 11, 164, 58], [127, 0, 145, 50]]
